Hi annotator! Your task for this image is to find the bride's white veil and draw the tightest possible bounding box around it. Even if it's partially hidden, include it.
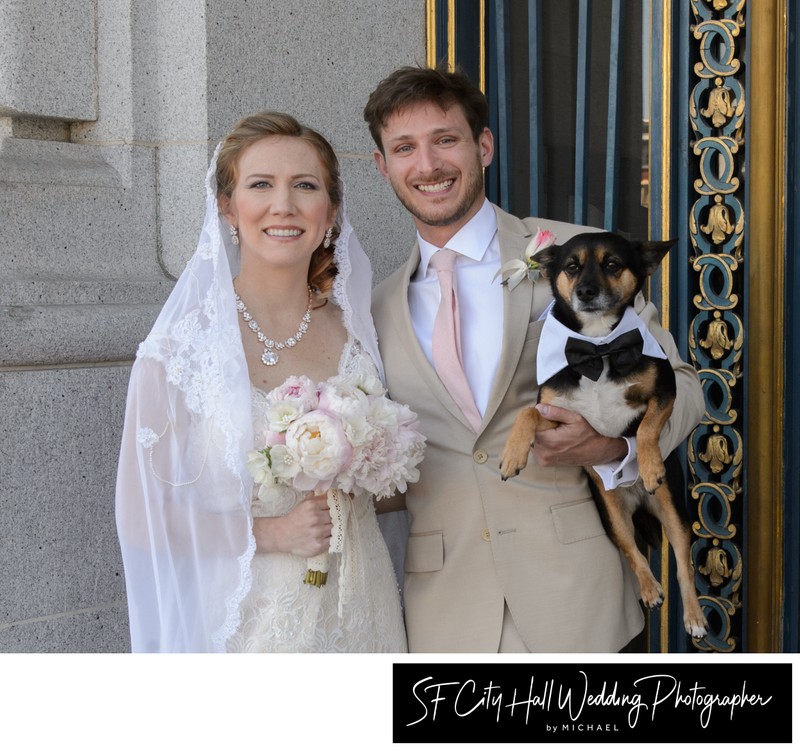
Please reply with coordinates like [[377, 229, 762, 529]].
[[115, 136, 384, 652]]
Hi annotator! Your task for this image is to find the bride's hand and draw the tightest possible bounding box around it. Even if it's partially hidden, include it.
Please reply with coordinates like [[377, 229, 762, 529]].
[[253, 494, 332, 557]]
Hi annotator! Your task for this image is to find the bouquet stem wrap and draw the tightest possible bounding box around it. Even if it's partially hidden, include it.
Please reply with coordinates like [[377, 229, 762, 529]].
[[304, 488, 348, 587]]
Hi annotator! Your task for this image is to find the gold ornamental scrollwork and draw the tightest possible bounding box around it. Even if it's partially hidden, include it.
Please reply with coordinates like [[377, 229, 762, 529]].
[[700, 195, 735, 245], [687, 0, 746, 653], [698, 316, 734, 360], [701, 78, 735, 128]]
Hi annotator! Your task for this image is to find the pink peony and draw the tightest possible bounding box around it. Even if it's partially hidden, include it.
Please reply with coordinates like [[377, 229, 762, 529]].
[[266, 375, 319, 411]]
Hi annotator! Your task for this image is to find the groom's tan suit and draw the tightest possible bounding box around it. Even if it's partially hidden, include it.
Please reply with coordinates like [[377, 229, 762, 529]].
[[372, 205, 704, 652]]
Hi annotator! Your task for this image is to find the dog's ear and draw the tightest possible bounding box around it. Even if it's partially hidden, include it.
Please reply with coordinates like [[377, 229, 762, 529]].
[[639, 239, 677, 276], [533, 244, 559, 279]]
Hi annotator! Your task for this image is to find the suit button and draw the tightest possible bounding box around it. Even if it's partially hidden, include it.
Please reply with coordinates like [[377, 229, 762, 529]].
[[473, 448, 488, 464], [481, 528, 491, 541]]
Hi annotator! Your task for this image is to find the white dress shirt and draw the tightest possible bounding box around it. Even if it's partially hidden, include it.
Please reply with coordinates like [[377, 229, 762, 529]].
[[408, 199, 503, 416]]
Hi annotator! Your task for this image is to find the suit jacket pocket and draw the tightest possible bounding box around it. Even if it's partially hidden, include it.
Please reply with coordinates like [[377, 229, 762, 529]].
[[551, 500, 606, 544], [405, 531, 444, 573]]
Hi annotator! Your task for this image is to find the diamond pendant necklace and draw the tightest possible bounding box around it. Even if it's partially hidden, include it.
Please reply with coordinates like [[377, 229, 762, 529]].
[[235, 286, 312, 366]]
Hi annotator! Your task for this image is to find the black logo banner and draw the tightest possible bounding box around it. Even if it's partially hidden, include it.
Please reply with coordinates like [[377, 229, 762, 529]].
[[393, 662, 791, 743]]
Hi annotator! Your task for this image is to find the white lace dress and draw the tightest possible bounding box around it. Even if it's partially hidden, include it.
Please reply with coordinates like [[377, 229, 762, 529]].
[[227, 340, 408, 653]]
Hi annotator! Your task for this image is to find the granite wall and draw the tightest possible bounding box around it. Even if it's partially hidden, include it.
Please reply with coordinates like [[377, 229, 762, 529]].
[[0, 0, 423, 652]]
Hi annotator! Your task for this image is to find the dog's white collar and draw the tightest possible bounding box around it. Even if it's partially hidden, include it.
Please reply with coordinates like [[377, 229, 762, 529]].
[[536, 301, 667, 383]]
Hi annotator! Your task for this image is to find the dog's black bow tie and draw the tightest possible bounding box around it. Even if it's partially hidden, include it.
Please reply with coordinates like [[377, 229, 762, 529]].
[[564, 329, 644, 381]]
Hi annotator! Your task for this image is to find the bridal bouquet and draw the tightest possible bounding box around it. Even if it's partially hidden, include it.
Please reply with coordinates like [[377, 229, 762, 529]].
[[245, 371, 425, 585]]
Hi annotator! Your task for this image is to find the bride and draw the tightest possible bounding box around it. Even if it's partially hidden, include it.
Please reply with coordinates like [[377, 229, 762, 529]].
[[115, 112, 413, 652]]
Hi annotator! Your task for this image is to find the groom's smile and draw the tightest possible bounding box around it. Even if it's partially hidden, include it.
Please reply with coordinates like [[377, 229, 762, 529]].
[[416, 177, 455, 193]]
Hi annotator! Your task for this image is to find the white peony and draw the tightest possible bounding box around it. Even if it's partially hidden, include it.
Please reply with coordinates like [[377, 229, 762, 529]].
[[284, 409, 353, 490]]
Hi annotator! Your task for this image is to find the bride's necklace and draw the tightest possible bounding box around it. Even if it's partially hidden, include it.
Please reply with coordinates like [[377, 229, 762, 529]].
[[235, 286, 313, 366]]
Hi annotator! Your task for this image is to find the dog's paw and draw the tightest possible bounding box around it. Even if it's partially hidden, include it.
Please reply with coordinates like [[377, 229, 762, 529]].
[[686, 620, 708, 639], [641, 464, 666, 494], [640, 579, 665, 610], [643, 477, 663, 494], [499, 442, 533, 481], [683, 602, 709, 639]]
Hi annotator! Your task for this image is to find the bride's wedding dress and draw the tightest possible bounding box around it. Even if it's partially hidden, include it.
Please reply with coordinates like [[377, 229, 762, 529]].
[[227, 341, 408, 652]]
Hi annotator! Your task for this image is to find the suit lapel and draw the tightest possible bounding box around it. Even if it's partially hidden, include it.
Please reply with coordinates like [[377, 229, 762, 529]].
[[482, 207, 541, 428]]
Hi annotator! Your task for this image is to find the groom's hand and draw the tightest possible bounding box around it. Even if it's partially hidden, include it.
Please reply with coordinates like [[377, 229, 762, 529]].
[[531, 404, 627, 467]]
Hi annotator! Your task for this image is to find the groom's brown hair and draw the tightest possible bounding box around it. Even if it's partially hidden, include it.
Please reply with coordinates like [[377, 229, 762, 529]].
[[363, 63, 489, 154]]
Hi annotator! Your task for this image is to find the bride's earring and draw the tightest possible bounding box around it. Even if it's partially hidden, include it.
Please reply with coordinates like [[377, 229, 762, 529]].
[[323, 227, 333, 249], [229, 224, 239, 246]]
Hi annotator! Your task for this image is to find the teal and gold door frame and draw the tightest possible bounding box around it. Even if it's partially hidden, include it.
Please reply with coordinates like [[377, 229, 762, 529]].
[[662, 0, 788, 654], [427, 0, 792, 652], [674, 0, 750, 653]]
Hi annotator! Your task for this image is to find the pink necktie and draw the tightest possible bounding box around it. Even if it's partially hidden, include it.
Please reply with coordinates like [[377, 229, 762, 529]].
[[429, 249, 482, 432]]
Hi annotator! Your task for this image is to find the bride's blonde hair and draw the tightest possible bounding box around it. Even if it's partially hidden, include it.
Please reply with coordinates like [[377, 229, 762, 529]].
[[216, 111, 341, 297]]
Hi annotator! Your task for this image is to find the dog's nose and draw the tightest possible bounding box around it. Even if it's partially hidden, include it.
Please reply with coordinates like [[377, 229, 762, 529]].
[[576, 284, 598, 302]]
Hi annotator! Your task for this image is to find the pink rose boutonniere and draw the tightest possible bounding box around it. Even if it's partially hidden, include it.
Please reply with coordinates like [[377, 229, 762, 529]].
[[494, 227, 557, 290]]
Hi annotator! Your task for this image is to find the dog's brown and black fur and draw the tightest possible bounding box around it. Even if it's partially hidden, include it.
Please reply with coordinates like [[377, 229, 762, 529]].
[[499, 232, 707, 638]]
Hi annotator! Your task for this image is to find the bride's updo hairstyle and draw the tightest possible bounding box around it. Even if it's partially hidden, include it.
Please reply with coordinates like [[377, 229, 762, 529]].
[[216, 111, 342, 297]]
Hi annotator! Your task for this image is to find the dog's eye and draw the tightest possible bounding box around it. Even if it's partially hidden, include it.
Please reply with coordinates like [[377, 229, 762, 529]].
[[604, 260, 621, 273], [565, 262, 581, 275]]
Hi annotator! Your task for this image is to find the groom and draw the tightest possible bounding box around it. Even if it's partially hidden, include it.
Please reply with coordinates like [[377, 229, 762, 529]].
[[365, 65, 704, 653]]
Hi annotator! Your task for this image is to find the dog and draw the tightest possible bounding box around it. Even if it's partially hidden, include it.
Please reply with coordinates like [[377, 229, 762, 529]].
[[498, 231, 708, 639]]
